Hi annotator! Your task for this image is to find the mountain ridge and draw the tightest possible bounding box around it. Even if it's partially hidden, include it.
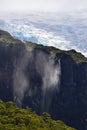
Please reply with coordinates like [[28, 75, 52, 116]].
[[0, 29, 87, 130], [0, 11, 87, 57], [0, 29, 87, 64]]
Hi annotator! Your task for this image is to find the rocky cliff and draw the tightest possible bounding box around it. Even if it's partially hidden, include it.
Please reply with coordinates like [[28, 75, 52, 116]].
[[0, 30, 87, 130]]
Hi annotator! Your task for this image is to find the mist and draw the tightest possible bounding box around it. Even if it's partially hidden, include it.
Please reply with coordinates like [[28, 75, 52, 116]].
[[13, 50, 33, 107], [13, 49, 61, 111], [36, 51, 61, 112], [0, 0, 87, 13]]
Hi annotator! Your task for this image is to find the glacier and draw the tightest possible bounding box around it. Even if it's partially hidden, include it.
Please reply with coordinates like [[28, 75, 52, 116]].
[[0, 11, 87, 57]]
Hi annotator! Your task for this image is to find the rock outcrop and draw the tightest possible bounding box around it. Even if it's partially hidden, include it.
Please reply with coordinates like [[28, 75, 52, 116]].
[[0, 30, 87, 130]]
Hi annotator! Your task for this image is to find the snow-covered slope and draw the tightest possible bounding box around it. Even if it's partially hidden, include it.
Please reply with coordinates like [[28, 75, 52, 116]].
[[0, 11, 87, 57]]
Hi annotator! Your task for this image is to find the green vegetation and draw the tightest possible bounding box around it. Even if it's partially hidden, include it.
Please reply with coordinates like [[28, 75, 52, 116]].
[[0, 30, 22, 44], [0, 100, 76, 130], [0, 29, 87, 63], [64, 49, 87, 63], [25, 42, 87, 63], [32, 43, 87, 63]]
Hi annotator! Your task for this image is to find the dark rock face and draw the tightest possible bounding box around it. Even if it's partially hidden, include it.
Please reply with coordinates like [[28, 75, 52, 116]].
[[51, 54, 86, 130], [0, 40, 87, 130], [0, 42, 25, 101]]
